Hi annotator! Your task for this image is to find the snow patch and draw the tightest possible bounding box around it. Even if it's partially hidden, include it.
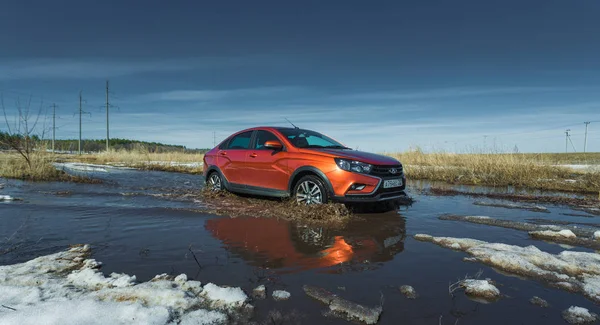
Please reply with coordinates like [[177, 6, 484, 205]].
[[461, 279, 500, 299], [179, 309, 227, 325], [201, 283, 248, 308], [414, 234, 600, 303], [0, 299, 171, 325], [252, 285, 266, 299], [0, 195, 15, 201], [0, 245, 251, 325], [562, 306, 598, 324], [531, 229, 577, 239], [272, 290, 291, 301]]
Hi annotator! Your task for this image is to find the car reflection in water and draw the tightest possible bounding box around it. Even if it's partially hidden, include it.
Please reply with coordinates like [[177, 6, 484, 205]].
[[204, 211, 406, 274]]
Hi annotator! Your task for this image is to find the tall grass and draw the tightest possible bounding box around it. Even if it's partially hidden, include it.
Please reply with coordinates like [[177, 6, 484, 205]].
[[387, 147, 600, 193], [0, 152, 65, 181]]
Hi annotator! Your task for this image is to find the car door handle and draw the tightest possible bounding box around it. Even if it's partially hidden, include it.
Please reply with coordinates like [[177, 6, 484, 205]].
[[219, 151, 227, 156], [249, 153, 257, 158]]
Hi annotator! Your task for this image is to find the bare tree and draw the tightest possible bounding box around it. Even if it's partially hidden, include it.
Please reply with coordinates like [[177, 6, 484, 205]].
[[1, 94, 44, 169]]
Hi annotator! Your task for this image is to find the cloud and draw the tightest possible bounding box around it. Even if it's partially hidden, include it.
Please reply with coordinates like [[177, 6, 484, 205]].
[[134, 86, 304, 102], [0, 57, 249, 80], [334, 86, 575, 101]]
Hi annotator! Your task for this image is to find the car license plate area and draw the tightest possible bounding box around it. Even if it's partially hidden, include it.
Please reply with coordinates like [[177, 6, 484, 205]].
[[383, 178, 402, 188]]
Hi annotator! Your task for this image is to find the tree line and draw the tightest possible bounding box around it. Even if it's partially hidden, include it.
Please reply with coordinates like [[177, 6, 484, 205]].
[[0, 131, 208, 154]]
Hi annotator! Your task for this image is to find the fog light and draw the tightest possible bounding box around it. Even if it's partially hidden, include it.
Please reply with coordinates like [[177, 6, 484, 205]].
[[350, 184, 366, 191]]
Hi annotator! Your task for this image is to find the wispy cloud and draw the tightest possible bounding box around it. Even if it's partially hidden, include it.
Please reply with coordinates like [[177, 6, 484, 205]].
[[334, 86, 576, 101], [134, 86, 304, 102], [0, 57, 253, 80]]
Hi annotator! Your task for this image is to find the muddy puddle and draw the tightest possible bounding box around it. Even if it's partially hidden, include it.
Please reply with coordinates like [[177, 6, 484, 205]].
[[1, 167, 599, 324]]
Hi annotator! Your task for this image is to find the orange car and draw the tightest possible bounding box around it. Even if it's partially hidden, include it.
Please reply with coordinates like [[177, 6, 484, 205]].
[[202, 126, 406, 204]]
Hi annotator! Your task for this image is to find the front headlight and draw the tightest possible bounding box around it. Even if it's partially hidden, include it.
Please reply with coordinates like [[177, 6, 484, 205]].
[[335, 158, 372, 174]]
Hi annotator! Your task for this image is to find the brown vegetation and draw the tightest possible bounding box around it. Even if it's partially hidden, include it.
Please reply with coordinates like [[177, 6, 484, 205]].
[[386, 148, 600, 193], [200, 189, 353, 227], [0, 152, 99, 183]]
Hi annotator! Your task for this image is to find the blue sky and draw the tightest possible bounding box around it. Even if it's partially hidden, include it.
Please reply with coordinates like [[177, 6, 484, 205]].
[[1, 0, 599, 152]]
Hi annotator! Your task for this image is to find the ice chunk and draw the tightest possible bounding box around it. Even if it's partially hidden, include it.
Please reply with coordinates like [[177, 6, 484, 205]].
[[0, 195, 15, 201], [67, 268, 136, 289], [399, 285, 418, 299], [531, 229, 576, 239], [594, 231, 600, 240], [252, 285, 266, 299], [562, 306, 598, 324], [272, 290, 291, 301], [179, 309, 227, 325], [175, 274, 188, 283], [202, 283, 248, 308], [461, 279, 500, 300], [529, 296, 549, 307], [303, 285, 381, 324]]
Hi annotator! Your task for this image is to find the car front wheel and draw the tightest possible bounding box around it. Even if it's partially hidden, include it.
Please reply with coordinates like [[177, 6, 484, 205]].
[[294, 175, 328, 205]]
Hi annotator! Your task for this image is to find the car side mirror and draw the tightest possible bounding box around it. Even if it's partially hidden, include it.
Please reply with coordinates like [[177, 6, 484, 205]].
[[264, 140, 283, 150]]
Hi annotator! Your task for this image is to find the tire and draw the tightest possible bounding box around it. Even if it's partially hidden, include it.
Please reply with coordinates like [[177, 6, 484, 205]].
[[206, 171, 225, 192], [293, 175, 329, 205]]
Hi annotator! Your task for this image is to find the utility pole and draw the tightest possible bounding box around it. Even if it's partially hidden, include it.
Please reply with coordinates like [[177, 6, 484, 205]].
[[565, 129, 570, 153], [76, 91, 90, 155], [51, 103, 57, 152], [106, 80, 110, 151], [584, 121, 591, 153]]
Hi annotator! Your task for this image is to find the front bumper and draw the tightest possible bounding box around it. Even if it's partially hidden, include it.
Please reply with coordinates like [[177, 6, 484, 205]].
[[333, 175, 407, 203]]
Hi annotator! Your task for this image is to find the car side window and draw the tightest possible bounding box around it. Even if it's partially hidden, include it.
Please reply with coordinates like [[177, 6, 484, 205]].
[[225, 131, 253, 149], [254, 130, 280, 150]]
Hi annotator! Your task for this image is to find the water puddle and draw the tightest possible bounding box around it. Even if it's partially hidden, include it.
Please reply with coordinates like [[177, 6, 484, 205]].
[[1, 168, 599, 324]]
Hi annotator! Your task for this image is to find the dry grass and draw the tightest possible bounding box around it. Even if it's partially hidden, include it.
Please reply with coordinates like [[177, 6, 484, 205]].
[[0, 152, 98, 183], [386, 148, 600, 193], [64, 149, 205, 174]]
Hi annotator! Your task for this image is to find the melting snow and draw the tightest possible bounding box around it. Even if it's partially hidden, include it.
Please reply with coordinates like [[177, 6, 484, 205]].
[[562, 306, 598, 324], [531, 229, 577, 239], [201, 283, 248, 309], [272, 290, 291, 301], [461, 279, 500, 299], [179, 309, 227, 325], [0, 245, 251, 324], [414, 234, 600, 304], [0, 195, 15, 201]]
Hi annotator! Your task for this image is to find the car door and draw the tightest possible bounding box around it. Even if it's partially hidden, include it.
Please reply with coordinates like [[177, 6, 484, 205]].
[[243, 130, 289, 191], [219, 130, 253, 185]]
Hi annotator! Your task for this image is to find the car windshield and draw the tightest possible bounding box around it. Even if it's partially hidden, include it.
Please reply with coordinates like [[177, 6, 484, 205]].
[[277, 128, 350, 149]]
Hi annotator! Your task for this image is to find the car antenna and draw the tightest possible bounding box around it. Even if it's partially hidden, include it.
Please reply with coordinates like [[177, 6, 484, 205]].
[[284, 118, 299, 129]]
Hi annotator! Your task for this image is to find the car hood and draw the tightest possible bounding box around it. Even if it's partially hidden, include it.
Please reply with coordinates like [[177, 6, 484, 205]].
[[313, 149, 401, 165]]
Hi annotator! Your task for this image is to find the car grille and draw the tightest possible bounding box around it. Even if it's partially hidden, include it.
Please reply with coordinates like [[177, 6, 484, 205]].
[[370, 164, 403, 178]]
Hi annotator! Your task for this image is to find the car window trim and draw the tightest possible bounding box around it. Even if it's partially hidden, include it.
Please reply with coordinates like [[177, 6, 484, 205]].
[[225, 130, 254, 150], [252, 130, 286, 151]]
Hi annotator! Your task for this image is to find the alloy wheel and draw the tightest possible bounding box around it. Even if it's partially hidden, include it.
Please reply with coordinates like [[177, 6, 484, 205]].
[[295, 180, 323, 204], [208, 173, 222, 191]]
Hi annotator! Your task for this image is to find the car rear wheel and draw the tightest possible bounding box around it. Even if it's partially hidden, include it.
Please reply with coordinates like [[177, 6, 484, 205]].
[[206, 172, 224, 191], [294, 175, 328, 205]]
